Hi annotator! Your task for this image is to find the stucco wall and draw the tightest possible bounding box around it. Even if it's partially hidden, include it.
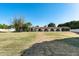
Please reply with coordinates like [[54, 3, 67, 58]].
[[0, 28, 15, 32]]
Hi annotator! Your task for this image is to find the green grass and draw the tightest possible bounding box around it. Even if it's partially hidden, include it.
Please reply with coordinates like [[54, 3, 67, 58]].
[[0, 32, 37, 56], [44, 32, 79, 39], [0, 32, 78, 56]]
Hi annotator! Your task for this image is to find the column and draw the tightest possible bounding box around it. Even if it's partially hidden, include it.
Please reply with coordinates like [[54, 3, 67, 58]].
[[36, 29, 39, 32], [32, 28, 35, 32], [59, 28, 62, 32], [48, 29, 50, 32], [54, 29, 56, 32], [42, 29, 44, 32], [29, 28, 31, 32]]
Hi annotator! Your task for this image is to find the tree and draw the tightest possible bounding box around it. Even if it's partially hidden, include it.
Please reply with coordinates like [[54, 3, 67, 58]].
[[12, 17, 25, 32], [26, 22, 32, 27], [57, 21, 79, 29], [48, 23, 56, 27], [2, 24, 8, 29], [0, 24, 8, 29], [0, 24, 3, 28], [35, 25, 39, 27], [23, 22, 32, 32], [12, 17, 32, 32], [8, 25, 14, 29]]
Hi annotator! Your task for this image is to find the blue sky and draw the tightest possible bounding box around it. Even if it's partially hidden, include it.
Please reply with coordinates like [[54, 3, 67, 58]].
[[0, 3, 79, 26]]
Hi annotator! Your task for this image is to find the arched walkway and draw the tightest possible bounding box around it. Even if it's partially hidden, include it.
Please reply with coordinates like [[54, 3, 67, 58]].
[[44, 29, 48, 32], [62, 28, 70, 31], [50, 29, 54, 31], [38, 29, 42, 32], [56, 29, 60, 31], [30, 27, 70, 32]]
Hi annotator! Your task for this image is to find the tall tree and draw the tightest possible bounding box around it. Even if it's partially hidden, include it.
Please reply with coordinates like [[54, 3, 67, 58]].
[[12, 17, 32, 32], [12, 17, 25, 32]]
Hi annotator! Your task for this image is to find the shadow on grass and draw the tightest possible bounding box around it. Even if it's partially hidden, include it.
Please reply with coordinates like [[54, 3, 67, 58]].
[[21, 37, 79, 56]]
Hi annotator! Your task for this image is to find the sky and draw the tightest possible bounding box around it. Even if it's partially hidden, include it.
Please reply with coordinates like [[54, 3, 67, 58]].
[[0, 3, 79, 26]]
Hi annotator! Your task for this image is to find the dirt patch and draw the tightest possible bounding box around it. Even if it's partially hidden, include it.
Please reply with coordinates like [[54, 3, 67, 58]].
[[21, 37, 79, 56]]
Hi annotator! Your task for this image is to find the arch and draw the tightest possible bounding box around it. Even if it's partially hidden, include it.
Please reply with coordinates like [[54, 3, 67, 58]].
[[38, 28, 42, 32], [50, 28, 54, 31], [56, 29, 60, 31], [30, 28, 34, 32], [44, 29, 48, 32], [62, 28, 70, 31]]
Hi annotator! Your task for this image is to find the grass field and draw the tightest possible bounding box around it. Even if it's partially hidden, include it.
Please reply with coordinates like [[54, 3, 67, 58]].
[[0, 32, 78, 56]]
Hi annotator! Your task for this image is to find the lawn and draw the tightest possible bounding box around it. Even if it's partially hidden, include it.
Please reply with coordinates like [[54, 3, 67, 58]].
[[0, 32, 78, 56], [44, 32, 79, 39], [0, 32, 37, 56]]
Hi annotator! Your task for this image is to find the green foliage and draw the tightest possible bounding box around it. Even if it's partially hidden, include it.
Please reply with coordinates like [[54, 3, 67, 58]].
[[48, 23, 56, 27], [35, 25, 39, 27], [0, 24, 8, 29], [8, 25, 14, 29], [12, 17, 32, 32], [12, 17, 24, 32], [26, 22, 32, 27], [23, 23, 30, 32], [58, 21, 79, 29]]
